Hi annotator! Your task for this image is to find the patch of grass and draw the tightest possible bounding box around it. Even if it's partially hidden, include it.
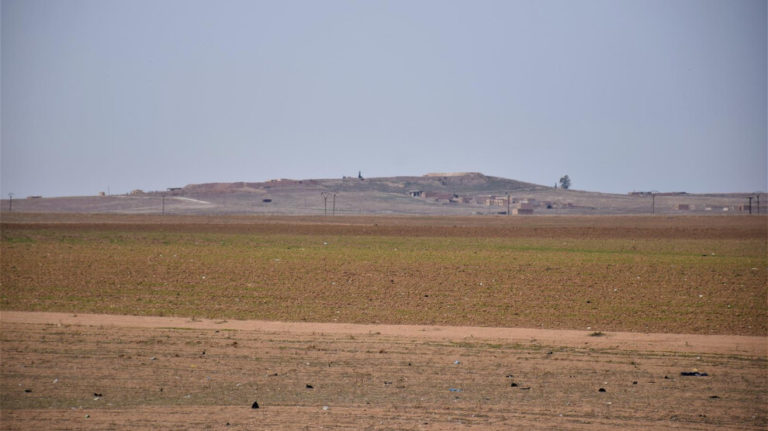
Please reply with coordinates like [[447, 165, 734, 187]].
[[0, 235, 35, 243]]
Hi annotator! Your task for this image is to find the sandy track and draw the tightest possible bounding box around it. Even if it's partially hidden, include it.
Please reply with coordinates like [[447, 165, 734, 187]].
[[1, 311, 765, 357]]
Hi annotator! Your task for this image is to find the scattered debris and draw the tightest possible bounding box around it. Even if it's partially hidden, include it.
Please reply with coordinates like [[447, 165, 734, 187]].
[[449, 388, 462, 392], [510, 383, 518, 387], [454, 360, 461, 365], [93, 393, 103, 397], [681, 371, 708, 377], [24, 389, 31, 393], [306, 384, 314, 389], [322, 406, 329, 411], [589, 331, 605, 337], [598, 388, 606, 392], [709, 395, 720, 399], [251, 401, 259, 409]]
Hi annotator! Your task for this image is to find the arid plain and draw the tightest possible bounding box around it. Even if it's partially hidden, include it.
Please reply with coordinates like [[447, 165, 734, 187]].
[[1, 213, 766, 429]]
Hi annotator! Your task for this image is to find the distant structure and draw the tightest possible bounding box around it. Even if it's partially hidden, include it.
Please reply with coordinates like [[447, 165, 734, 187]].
[[358, 171, 364, 180]]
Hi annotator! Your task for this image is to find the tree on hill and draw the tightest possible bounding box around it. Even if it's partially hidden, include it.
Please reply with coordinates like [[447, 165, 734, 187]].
[[559, 175, 571, 190]]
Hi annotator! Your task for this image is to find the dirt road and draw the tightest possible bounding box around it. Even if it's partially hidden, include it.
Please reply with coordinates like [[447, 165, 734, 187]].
[[2, 312, 766, 430]]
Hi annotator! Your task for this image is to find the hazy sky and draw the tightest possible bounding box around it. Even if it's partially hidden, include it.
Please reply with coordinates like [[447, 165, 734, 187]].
[[2, 0, 766, 197]]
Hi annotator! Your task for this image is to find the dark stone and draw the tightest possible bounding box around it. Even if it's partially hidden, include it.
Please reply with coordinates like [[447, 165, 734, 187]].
[[510, 383, 518, 387], [709, 395, 720, 399], [94, 393, 103, 397], [24, 389, 31, 393], [306, 384, 314, 389], [598, 388, 606, 392], [681, 372, 708, 377], [251, 401, 259, 409]]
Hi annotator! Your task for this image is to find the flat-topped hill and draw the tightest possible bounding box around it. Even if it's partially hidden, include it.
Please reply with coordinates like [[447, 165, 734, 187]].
[[1, 173, 760, 215]]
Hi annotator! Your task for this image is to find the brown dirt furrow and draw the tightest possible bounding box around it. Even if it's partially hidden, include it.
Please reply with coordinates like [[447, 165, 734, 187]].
[[2, 213, 766, 239]]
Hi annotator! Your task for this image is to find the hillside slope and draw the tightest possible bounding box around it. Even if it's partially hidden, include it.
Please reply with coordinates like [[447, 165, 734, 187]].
[[0, 173, 758, 215]]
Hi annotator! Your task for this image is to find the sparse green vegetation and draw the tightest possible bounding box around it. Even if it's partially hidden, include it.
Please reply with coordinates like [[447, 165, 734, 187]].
[[1, 215, 766, 335]]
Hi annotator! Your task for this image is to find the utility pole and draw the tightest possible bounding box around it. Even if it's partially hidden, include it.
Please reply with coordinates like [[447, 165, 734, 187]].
[[757, 195, 760, 215], [652, 193, 655, 215], [506, 193, 510, 216], [161, 194, 166, 216], [8, 193, 13, 212], [332, 193, 336, 216], [748, 196, 753, 214], [321, 192, 328, 216]]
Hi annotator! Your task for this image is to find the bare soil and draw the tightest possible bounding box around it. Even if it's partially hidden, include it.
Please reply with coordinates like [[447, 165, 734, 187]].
[[2, 312, 766, 430], [2, 212, 766, 239], [3, 214, 766, 336]]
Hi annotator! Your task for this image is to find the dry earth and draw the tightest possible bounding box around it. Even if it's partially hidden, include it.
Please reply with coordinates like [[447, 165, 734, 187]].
[[2, 312, 766, 430], [1, 214, 766, 429]]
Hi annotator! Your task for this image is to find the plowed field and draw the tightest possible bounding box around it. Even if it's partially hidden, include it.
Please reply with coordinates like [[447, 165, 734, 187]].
[[1, 214, 766, 429], [1, 214, 766, 335]]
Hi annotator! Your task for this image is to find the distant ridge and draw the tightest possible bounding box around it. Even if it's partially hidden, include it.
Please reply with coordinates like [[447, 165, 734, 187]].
[[181, 172, 547, 195], [1, 172, 759, 216], [423, 172, 479, 177]]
